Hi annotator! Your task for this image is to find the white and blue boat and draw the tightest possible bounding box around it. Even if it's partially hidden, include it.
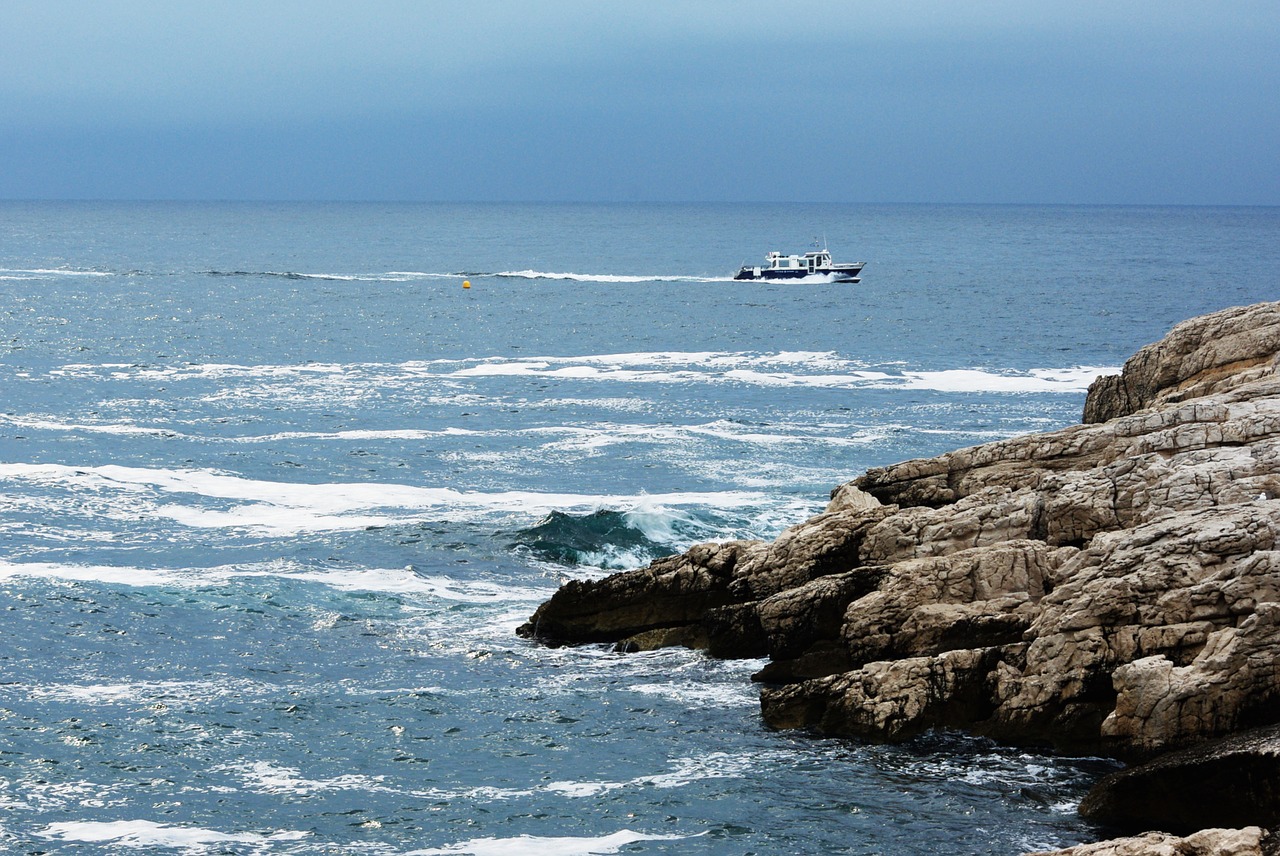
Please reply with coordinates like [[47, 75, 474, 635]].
[[734, 244, 864, 282]]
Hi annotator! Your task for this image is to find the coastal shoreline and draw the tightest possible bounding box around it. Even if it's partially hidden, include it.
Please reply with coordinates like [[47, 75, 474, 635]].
[[520, 301, 1280, 853]]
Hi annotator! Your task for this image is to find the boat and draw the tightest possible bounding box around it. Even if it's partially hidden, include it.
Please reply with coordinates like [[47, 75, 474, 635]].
[[733, 245, 864, 282]]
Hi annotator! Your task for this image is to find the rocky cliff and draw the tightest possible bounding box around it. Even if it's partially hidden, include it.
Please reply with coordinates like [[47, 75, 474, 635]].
[[518, 301, 1280, 841]]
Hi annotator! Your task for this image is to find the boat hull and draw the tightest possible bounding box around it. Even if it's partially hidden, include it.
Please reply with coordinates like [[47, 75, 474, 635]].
[[734, 263, 864, 283]]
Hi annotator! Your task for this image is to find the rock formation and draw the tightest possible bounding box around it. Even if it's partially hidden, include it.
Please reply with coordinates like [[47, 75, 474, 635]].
[[518, 301, 1280, 840], [1026, 827, 1273, 856]]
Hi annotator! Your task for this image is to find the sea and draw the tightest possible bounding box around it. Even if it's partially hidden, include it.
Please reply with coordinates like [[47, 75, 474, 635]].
[[0, 201, 1276, 855]]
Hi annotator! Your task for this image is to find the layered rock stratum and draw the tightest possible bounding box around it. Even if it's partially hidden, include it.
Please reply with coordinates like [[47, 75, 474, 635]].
[[518, 301, 1280, 846]]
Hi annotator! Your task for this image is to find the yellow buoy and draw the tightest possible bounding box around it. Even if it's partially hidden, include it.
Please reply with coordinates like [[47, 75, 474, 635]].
[[463, 280, 471, 289]]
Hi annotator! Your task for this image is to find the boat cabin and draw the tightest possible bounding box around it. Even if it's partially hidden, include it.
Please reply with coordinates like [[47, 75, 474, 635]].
[[763, 250, 832, 273]]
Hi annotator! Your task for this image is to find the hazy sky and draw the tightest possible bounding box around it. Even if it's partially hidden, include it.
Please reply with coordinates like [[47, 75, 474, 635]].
[[2, 1, 1277, 203]]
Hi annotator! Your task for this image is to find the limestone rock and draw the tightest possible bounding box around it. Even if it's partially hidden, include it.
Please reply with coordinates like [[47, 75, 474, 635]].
[[826, 481, 883, 513], [1083, 302, 1280, 423], [1024, 827, 1271, 856], [515, 540, 755, 645]]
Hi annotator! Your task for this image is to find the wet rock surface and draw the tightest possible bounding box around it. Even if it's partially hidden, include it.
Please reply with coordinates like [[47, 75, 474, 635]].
[[1078, 725, 1280, 834]]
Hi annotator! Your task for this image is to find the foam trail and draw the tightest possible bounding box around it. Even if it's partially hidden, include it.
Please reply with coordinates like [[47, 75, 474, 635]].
[[722, 366, 1113, 393], [42, 353, 1116, 395], [494, 269, 734, 283], [0, 559, 554, 600], [229, 760, 398, 796], [0, 463, 765, 513], [406, 830, 697, 856], [204, 269, 435, 282], [0, 414, 482, 443], [0, 415, 187, 438], [0, 267, 113, 279], [37, 820, 308, 847]]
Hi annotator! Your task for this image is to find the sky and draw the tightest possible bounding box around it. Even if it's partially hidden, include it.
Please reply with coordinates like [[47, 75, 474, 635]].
[[1, 1, 1277, 204]]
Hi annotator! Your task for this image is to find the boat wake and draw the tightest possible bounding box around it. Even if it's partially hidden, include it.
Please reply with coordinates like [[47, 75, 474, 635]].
[[206, 269, 738, 284], [492, 270, 736, 283], [4, 266, 741, 284]]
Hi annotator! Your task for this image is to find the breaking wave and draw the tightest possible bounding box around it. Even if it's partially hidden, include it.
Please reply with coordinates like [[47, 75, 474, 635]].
[[508, 509, 680, 568]]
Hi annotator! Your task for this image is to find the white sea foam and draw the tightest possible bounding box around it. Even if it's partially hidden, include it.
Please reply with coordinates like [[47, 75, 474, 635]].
[[27, 678, 267, 706], [537, 396, 653, 412], [0, 462, 771, 535], [37, 819, 308, 847], [542, 750, 782, 800], [0, 558, 553, 603], [44, 353, 1116, 395], [642, 751, 772, 788], [516, 420, 882, 456], [227, 761, 396, 796], [893, 367, 1111, 393], [0, 414, 187, 438], [386, 270, 460, 279], [0, 413, 489, 445], [723, 365, 1113, 393], [234, 426, 483, 443], [448, 360, 1111, 393], [628, 681, 760, 708], [406, 830, 697, 855], [0, 561, 186, 588], [235, 566, 553, 602]]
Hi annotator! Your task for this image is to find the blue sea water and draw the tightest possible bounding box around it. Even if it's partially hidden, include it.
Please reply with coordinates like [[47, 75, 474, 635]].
[[0, 201, 1276, 854]]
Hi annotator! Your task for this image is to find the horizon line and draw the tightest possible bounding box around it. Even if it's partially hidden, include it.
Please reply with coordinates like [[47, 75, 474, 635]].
[[2, 198, 1277, 209]]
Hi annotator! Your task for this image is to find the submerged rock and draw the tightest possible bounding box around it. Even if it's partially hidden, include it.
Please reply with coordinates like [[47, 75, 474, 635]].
[[1078, 724, 1280, 834], [518, 301, 1280, 836]]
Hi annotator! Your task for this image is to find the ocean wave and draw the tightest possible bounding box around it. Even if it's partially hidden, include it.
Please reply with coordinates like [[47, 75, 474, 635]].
[[508, 509, 675, 568]]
